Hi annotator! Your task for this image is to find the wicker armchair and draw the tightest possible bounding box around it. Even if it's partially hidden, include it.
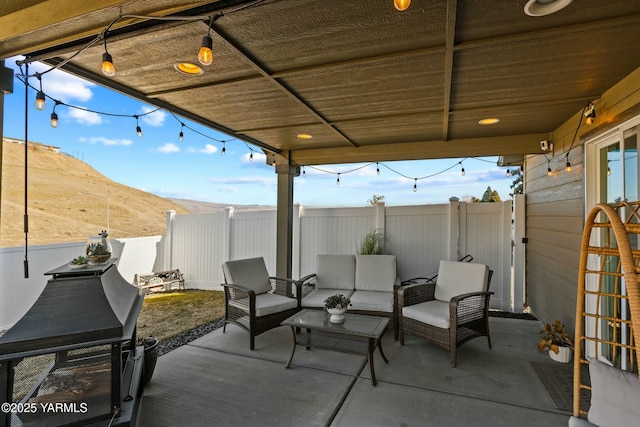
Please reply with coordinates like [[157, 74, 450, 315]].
[[398, 260, 493, 367], [221, 257, 301, 350]]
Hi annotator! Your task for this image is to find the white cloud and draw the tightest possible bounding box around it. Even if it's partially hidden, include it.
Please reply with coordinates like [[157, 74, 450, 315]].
[[140, 106, 166, 127], [79, 136, 132, 146], [8, 57, 95, 103], [241, 152, 266, 163], [67, 108, 102, 125], [158, 143, 180, 153], [199, 144, 218, 154], [209, 176, 276, 186]]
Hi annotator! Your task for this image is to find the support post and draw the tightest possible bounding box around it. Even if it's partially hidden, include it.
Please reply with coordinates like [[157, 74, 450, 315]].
[[274, 153, 300, 278], [448, 197, 460, 261]]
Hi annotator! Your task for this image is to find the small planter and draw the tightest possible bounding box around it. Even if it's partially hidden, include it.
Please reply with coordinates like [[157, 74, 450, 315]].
[[548, 346, 572, 363], [327, 307, 347, 323], [142, 337, 159, 385]]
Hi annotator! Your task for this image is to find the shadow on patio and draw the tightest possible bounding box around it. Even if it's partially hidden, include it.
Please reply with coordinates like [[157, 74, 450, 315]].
[[138, 316, 570, 426]]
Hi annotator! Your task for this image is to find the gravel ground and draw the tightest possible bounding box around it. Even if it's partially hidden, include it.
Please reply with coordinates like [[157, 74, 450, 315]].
[[157, 317, 225, 356]]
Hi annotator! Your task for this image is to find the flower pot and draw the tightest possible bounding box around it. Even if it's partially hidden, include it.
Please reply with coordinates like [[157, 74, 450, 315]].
[[142, 337, 159, 384], [327, 307, 347, 323], [548, 346, 572, 363]]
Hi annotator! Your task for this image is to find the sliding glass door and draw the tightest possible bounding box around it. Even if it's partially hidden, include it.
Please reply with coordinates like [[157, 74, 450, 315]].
[[586, 120, 639, 369]]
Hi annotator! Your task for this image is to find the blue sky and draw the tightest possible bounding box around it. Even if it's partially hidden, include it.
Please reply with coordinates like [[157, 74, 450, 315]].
[[3, 57, 516, 207]]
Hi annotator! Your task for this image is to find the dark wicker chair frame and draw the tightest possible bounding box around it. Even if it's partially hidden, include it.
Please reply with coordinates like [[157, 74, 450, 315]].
[[398, 270, 493, 367], [299, 275, 400, 340], [222, 276, 302, 350]]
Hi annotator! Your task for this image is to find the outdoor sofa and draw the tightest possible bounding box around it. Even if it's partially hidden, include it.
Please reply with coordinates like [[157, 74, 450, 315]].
[[300, 254, 401, 339]]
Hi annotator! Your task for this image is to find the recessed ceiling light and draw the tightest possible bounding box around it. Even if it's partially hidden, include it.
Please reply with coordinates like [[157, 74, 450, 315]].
[[174, 62, 204, 75], [297, 133, 313, 139], [524, 0, 573, 17], [479, 118, 500, 125]]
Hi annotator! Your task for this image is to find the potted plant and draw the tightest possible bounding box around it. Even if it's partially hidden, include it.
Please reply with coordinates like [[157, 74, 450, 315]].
[[358, 229, 385, 255], [324, 294, 351, 323], [538, 319, 574, 363]]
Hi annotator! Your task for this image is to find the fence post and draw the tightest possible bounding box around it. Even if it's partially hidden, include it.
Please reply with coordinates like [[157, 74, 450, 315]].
[[448, 197, 460, 261], [165, 210, 175, 270], [500, 200, 514, 312], [512, 194, 525, 313], [293, 203, 302, 279], [224, 207, 234, 261]]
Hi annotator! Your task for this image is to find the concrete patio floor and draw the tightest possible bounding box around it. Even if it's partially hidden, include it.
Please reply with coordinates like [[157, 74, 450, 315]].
[[138, 316, 571, 426]]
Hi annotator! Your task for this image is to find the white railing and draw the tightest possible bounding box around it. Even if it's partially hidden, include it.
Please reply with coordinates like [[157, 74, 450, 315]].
[[0, 200, 520, 330]]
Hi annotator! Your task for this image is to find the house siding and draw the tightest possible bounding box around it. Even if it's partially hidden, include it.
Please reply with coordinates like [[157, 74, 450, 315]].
[[524, 67, 640, 335]]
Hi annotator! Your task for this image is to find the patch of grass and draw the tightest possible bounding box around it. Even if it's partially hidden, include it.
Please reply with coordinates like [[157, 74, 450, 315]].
[[136, 290, 225, 342]]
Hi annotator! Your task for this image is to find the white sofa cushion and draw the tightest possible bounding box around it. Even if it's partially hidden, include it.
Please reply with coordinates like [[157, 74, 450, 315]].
[[587, 359, 640, 427], [315, 255, 355, 290], [302, 288, 354, 308], [434, 260, 489, 302], [350, 290, 394, 313], [222, 257, 272, 295], [355, 255, 397, 292], [402, 300, 450, 329], [229, 293, 298, 317]]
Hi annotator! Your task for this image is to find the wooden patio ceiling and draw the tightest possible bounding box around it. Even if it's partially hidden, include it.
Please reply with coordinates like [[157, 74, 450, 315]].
[[1, 0, 640, 166]]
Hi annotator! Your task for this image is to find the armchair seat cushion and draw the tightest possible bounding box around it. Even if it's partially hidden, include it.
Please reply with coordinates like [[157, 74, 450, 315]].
[[230, 293, 299, 317], [302, 288, 354, 308], [402, 300, 450, 329], [350, 290, 394, 313]]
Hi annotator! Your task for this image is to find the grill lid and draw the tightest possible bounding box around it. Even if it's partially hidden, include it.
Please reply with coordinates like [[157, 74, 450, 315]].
[[0, 260, 142, 359]]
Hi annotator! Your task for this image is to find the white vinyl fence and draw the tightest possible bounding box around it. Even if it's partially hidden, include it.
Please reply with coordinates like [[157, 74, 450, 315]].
[[164, 199, 518, 312], [0, 199, 522, 330]]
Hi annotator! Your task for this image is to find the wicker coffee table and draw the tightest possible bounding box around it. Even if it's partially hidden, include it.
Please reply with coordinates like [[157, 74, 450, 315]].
[[281, 309, 389, 385]]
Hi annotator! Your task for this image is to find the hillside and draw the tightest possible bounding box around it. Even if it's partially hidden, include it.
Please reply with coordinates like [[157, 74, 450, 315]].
[[0, 138, 190, 248]]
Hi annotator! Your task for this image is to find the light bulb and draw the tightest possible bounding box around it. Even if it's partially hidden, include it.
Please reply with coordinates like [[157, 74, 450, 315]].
[[585, 115, 595, 125], [506, 169, 511, 177], [179, 130, 184, 141], [547, 165, 552, 176], [607, 167, 611, 176], [222, 145, 226, 156], [198, 35, 213, 65], [136, 125, 143, 138], [336, 174, 340, 186], [35, 91, 46, 110], [394, 0, 411, 11], [413, 180, 417, 192], [376, 163, 380, 175], [101, 52, 115, 77], [566, 161, 572, 172], [50, 111, 58, 128], [302, 167, 306, 177], [249, 152, 253, 161], [461, 167, 465, 176]]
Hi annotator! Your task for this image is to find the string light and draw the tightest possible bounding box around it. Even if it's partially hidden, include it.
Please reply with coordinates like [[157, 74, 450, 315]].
[[376, 163, 380, 175], [566, 158, 572, 172], [134, 115, 143, 137], [221, 141, 226, 156], [302, 166, 306, 177], [336, 173, 341, 186], [249, 152, 254, 161], [460, 162, 465, 176], [413, 179, 417, 192], [34, 74, 45, 110], [179, 123, 185, 141], [50, 101, 61, 128], [547, 159, 552, 176], [506, 169, 511, 177]]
